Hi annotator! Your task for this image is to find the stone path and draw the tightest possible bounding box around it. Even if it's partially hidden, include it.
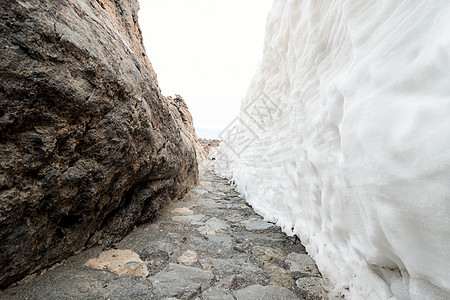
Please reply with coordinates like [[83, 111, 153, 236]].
[[0, 162, 327, 300]]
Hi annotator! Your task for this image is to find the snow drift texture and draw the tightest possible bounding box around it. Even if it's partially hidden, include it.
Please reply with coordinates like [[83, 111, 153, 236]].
[[214, 1, 450, 299]]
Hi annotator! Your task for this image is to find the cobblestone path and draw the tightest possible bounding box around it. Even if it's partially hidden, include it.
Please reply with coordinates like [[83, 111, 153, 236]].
[[1, 162, 327, 300]]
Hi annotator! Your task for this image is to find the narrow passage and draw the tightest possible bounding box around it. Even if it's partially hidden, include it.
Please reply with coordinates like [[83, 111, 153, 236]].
[[1, 162, 327, 300]]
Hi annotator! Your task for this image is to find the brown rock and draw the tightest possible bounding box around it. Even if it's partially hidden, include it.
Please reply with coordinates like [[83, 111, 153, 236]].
[[85, 249, 149, 277], [221, 275, 238, 289], [199, 138, 221, 155], [252, 246, 285, 264], [264, 263, 294, 288], [252, 246, 293, 287], [0, 0, 199, 288], [296, 277, 327, 299], [170, 207, 194, 216], [168, 95, 207, 162], [177, 250, 199, 266]]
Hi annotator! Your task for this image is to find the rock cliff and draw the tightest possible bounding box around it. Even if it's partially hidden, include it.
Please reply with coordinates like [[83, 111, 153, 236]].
[[0, 0, 200, 288]]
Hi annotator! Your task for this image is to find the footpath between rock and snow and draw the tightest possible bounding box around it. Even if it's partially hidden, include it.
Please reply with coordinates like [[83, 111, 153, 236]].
[[0, 162, 327, 300]]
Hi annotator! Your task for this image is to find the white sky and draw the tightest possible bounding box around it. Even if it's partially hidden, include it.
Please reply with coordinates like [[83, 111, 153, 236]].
[[138, 0, 273, 138]]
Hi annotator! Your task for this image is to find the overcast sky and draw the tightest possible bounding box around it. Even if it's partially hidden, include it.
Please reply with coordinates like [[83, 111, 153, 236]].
[[139, 0, 273, 138]]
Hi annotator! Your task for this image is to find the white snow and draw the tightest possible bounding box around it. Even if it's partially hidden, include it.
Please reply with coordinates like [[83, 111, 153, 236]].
[[213, 1, 450, 299]]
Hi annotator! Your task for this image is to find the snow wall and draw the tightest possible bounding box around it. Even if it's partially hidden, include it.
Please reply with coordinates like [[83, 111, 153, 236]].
[[213, 1, 450, 299]]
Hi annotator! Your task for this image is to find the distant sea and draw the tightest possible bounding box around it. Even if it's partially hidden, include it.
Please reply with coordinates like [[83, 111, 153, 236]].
[[195, 128, 223, 140]]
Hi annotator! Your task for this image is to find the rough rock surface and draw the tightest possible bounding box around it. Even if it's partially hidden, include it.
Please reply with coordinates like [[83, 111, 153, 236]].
[[0, 162, 327, 299], [198, 138, 220, 155], [0, 0, 200, 288], [168, 95, 207, 162]]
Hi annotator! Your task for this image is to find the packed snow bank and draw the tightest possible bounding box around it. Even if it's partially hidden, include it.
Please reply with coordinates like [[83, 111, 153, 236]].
[[213, 1, 450, 299]]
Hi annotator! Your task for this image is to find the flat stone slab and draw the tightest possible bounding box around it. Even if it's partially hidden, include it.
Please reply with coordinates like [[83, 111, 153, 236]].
[[189, 234, 233, 253], [199, 256, 264, 278], [252, 245, 285, 264], [84, 249, 148, 277], [201, 286, 234, 300], [197, 225, 223, 235], [177, 250, 199, 266], [171, 207, 194, 216], [296, 277, 327, 298], [149, 263, 213, 299], [285, 252, 321, 277], [234, 284, 299, 300], [205, 217, 229, 230], [242, 218, 276, 231], [223, 202, 245, 208], [251, 246, 293, 287], [172, 214, 205, 223], [192, 189, 208, 195]]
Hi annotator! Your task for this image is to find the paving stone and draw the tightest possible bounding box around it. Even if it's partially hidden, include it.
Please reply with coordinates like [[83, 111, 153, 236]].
[[199, 256, 263, 277], [171, 207, 194, 216], [263, 263, 294, 288], [233, 231, 286, 246], [189, 234, 233, 254], [201, 286, 234, 300], [199, 255, 266, 288], [252, 245, 285, 264], [197, 225, 223, 235], [285, 252, 321, 278], [84, 249, 149, 277], [1, 162, 326, 300], [233, 243, 251, 253], [192, 189, 208, 195], [149, 263, 213, 299], [223, 202, 242, 208], [205, 217, 230, 230], [172, 214, 206, 223], [220, 275, 238, 289], [234, 284, 299, 300], [296, 277, 327, 299], [135, 244, 169, 275], [242, 218, 276, 231], [177, 250, 199, 266]]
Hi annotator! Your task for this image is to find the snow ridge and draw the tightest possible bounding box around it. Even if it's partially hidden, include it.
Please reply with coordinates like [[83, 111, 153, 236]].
[[214, 1, 450, 299]]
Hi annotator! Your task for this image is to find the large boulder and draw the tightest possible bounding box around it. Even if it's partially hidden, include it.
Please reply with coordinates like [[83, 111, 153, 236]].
[[0, 0, 200, 288]]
